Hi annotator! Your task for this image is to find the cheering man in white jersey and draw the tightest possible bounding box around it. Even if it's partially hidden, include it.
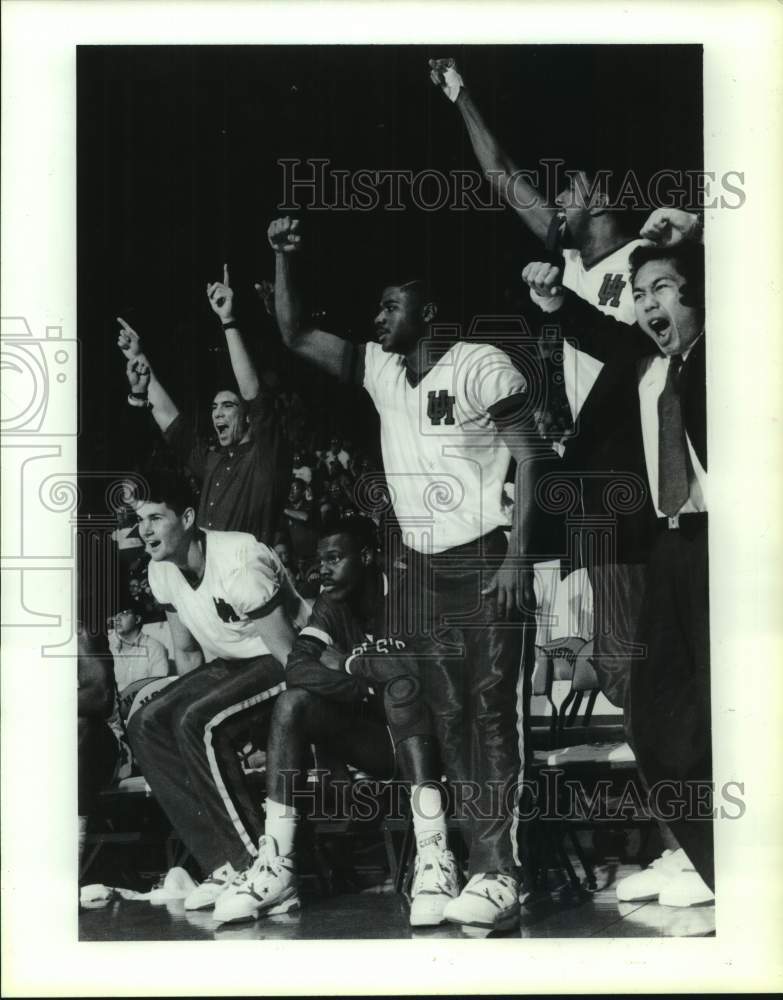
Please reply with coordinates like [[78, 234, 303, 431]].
[[264, 216, 540, 933], [429, 56, 654, 715], [127, 473, 310, 912]]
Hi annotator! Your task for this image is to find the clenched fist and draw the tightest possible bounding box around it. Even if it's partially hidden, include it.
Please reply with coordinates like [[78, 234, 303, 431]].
[[521, 262, 564, 310], [268, 217, 302, 254], [640, 208, 702, 247], [428, 58, 464, 103], [126, 357, 150, 394]]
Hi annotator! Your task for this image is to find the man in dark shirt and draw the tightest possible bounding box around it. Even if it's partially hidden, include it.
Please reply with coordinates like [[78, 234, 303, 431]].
[[212, 516, 459, 929], [117, 264, 289, 543]]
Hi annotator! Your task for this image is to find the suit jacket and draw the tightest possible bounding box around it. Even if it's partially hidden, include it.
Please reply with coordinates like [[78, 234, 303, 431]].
[[550, 290, 706, 565]]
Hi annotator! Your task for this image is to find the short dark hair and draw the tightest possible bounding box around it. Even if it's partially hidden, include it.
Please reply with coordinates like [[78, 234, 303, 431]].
[[318, 514, 377, 553], [629, 240, 705, 309], [132, 471, 197, 516]]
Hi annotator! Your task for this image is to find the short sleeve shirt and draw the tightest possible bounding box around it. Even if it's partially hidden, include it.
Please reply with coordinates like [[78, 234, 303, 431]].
[[362, 340, 526, 554], [148, 530, 310, 660], [560, 239, 644, 417]]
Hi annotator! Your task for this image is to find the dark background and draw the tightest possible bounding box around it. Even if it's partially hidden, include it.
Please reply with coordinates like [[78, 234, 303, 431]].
[[77, 44, 702, 508]]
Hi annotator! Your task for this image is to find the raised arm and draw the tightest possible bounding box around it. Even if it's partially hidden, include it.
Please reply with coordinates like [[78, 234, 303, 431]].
[[117, 317, 180, 432], [206, 263, 260, 400], [265, 217, 356, 381], [166, 611, 204, 675], [429, 58, 556, 243]]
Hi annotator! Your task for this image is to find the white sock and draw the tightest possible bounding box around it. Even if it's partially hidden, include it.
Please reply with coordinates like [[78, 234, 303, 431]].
[[411, 784, 447, 850], [263, 797, 299, 857]]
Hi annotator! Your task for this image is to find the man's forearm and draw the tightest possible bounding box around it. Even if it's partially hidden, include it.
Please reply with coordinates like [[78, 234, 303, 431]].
[[509, 451, 539, 559], [173, 647, 204, 675], [274, 252, 307, 348], [455, 89, 554, 242], [141, 360, 180, 432], [223, 327, 261, 400]]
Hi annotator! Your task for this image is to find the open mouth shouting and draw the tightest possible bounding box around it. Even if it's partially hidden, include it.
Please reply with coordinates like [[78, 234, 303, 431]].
[[647, 314, 673, 347]]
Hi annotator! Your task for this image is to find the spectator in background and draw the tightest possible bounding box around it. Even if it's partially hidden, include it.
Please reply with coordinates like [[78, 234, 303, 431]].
[[108, 606, 170, 690], [283, 477, 319, 565], [292, 450, 313, 486]]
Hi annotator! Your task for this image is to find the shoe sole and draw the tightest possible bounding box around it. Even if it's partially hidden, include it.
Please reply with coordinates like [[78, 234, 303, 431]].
[[443, 908, 520, 932], [409, 912, 448, 928], [616, 891, 660, 903]]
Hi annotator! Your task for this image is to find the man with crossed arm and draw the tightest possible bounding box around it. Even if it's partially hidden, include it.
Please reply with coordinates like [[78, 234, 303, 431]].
[[263, 215, 540, 932]]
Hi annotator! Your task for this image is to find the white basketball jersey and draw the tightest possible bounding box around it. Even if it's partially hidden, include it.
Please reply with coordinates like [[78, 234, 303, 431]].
[[148, 530, 309, 661], [561, 239, 645, 417], [363, 340, 526, 554]]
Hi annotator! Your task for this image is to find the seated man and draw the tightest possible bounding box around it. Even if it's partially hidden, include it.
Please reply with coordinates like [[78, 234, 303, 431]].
[[109, 605, 170, 690], [126, 472, 310, 910], [213, 516, 459, 928]]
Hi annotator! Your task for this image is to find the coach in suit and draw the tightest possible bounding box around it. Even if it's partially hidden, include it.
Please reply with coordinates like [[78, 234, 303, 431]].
[[523, 237, 712, 894]]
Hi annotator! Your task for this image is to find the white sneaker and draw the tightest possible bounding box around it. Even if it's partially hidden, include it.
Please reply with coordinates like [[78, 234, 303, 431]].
[[616, 849, 689, 902], [659, 869, 714, 908], [409, 835, 460, 927], [149, 866, 198, 904], [442, 872, 519, 931], [213, 836, 299, 925], [183, 862, 237, 911]]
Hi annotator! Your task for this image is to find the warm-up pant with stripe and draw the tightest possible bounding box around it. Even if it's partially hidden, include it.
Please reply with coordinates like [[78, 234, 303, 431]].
[[127, 656, 285, 875]]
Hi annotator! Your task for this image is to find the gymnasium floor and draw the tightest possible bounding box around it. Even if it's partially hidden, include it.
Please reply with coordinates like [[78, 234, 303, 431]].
[[79, 861, 715, 942]]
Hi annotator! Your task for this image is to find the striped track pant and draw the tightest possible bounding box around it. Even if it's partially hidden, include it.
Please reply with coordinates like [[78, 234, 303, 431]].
[[128, 656, 285, 875]]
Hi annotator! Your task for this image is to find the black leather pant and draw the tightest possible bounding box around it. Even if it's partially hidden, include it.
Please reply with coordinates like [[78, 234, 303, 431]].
[[393, 529, 533, 877]]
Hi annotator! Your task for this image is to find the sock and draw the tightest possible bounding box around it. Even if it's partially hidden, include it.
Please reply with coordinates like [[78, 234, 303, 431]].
[[411, 784, 447, 850], [263, 797, 299, 857]]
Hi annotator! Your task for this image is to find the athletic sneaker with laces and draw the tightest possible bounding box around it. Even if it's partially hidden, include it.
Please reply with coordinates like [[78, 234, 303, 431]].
[[213, 835, 299, 925], [408, 835, 460, 927], [615, 848, 689, 903], [442, 872, 520, 931], [183, 861, 237, 911]]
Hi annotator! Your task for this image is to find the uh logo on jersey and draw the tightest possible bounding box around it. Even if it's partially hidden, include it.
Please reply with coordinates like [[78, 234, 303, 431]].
[[214, 596, 241, 623], [597, 273, 627, 308], [427, 389, 456, 426]]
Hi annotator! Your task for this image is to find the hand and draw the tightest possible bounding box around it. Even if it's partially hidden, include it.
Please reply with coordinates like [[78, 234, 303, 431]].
[[640, 208, 702, 246], [268, 216, 302, 254], [253, 279, 275, 317], [481, 559, 537, 620], [207, 263, 236, 322], [428, 57, 464, 102], [521, 262, 564, 301], [116, 317, 142, 359], [126, 356, 150, 394], [320, 645, 347, 672]]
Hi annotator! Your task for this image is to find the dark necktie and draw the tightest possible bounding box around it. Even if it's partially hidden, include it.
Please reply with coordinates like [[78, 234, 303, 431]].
[[657, 354, 690, 516]]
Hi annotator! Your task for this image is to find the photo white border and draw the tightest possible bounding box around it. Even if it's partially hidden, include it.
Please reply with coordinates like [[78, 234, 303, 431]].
[[2, 0, 782, 995]]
